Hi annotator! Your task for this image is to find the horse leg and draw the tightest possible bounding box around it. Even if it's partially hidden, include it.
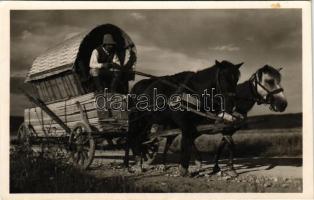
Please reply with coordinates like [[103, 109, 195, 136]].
[[212, 137, 227, 174], [127, 121, 146, 173], [128, 137, 143, 173], [124, 133, 130, 167], [192, 141, 202, 169], [179, 126, 198, 177], [162, 137, 174, 170], [224, 135, 238, 177]]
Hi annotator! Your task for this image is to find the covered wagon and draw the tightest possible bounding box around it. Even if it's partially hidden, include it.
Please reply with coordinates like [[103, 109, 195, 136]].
[[18, 24, 137, 169]]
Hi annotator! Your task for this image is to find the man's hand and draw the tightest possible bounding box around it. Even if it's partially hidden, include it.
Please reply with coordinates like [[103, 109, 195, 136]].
[[232, 112, 245, 120], [217, 112, 244, 123]]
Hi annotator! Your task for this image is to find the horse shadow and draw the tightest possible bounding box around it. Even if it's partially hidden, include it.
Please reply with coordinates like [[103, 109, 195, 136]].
[[151, 152, 302, 174]]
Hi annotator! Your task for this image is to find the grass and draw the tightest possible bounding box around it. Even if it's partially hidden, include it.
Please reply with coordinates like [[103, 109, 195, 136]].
[[10, 145, 136, 193], [169, 128, 302, 158]]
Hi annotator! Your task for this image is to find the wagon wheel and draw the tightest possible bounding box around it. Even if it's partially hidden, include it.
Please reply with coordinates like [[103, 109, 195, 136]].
[[17, 123, 32, 148], [68, 122, 95, 170]]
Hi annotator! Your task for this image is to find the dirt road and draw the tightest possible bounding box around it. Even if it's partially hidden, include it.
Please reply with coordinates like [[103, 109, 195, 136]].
[[85, 150, 302, 192]]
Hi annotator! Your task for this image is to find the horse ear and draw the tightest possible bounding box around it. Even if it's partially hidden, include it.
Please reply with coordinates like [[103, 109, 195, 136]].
[[277, 67, 283, 71], [215, 60, 220, 66], [236, 62, 244, 69]]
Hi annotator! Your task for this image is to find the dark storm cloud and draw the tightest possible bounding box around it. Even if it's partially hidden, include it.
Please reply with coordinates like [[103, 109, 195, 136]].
[[10, 9, 302, 116]]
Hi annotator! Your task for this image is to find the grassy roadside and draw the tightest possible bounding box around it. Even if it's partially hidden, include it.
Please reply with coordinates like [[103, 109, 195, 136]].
[[10, 145, 137, 193]]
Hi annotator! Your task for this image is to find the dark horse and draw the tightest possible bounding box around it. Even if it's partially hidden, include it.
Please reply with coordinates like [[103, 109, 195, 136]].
[[161, 65, 287, 176], [127, 60, 243, 176], [211, 65, 287, 176]]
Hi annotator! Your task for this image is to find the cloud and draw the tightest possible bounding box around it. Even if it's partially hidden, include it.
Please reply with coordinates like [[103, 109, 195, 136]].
[[136, 44, 209, 77], [210, 44, 240, 52], [10, 70, 28, 78], [130, 12, 146, 20], [20, 30, 32, 40]]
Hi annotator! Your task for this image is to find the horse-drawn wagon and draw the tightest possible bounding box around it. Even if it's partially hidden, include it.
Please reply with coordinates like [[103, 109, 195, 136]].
[[18, 24, 137, 169], [17, 24, 246, 173]]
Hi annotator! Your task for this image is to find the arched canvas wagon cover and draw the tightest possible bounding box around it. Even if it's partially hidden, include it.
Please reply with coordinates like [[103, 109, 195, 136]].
[[25, 24, 137, 82]]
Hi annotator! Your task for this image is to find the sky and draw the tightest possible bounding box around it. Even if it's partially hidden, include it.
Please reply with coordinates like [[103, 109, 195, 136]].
[[10, 9, 302, 116]]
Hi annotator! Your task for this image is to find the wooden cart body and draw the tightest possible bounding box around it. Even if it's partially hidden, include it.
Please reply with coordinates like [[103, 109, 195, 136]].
[[24, 92, 129, 137], [23, 24, 135, 138]]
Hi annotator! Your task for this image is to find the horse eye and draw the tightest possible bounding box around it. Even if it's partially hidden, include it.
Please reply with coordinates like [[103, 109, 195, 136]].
[[266, 80, 275, 86]]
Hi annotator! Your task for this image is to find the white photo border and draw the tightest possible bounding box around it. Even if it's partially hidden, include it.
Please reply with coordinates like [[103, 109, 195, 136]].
[[0, 1, 312, 200]]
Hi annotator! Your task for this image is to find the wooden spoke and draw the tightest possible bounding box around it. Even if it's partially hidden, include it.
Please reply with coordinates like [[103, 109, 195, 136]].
[[68, 122, 95, 170]]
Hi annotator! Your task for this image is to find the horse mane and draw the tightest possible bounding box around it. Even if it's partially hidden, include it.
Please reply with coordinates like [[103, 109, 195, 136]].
[[257, 65, 281, 82]]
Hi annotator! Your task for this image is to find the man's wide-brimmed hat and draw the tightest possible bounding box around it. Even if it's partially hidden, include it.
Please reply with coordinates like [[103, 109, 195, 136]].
[[103, 34, 116, 45]]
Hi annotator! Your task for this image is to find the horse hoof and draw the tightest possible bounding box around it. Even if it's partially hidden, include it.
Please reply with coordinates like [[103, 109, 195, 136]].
[[159, 164, 167, 171], [128, 165, 143, 173], [195, 160, 202, 169], [178, 166, 190, 177], [225, 167, 238, 177], [212, 165, 221, 174]]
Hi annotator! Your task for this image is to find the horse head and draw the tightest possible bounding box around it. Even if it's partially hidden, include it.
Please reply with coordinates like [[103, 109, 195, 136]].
[[214, 60, 243, 113], [252, 65, 287, 112]]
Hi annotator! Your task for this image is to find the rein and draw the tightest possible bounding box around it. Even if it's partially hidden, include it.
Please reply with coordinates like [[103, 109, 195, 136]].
[[133, 67, 239, 121]]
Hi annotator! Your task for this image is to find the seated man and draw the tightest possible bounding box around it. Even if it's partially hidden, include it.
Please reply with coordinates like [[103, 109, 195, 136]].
[[89, 34, 122, 92]]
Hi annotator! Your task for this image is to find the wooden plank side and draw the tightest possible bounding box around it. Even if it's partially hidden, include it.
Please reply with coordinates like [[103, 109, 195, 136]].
[[27, 95, 96, 118], [56, 77, 67, 99], [61, 75, 71, 97], [27, 104, 97, 121], [35, 84, 45, 101], [25, 92, 131, 135], [40, 81, 50, 102], [27, 110, 99, 125], [67, 74, 80, 96], [45, 92, 95, 109], [73, 74, 84, 94], [26, 92, 98, 128], [44, 80, 56, 101], [50, 79, 62, 100], [63, 74, 75, 97]]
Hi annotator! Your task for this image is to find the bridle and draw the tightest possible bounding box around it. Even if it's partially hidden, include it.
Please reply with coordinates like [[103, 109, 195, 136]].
[[249, 72, 284, 105]]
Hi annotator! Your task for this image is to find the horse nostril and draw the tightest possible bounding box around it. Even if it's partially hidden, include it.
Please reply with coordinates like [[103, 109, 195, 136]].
[[280, 101, 287, 111]]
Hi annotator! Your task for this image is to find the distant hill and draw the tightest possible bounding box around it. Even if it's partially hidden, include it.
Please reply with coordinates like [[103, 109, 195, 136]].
[[10, 113, 302, 136], [244, 113, 302, 130]]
